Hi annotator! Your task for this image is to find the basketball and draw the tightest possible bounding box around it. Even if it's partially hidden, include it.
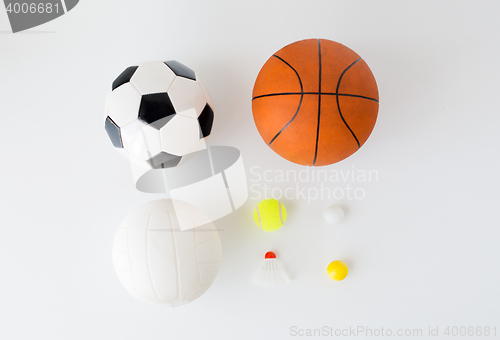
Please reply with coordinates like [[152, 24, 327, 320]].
[[252, 38, 379, 166]]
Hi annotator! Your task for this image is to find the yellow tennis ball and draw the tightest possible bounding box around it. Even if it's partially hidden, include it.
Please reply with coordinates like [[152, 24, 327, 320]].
[[327, 260, 348, 281], [253, 199, 287, 232]]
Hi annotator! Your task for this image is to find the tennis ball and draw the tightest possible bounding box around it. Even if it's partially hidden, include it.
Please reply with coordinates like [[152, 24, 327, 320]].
[[327, 260, 348, 281], [253, 199, 287, 232]]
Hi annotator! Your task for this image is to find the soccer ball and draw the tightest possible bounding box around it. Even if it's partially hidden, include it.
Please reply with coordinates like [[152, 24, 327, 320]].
[[112, 199, 222, 306], [104, 61, 215, 169]]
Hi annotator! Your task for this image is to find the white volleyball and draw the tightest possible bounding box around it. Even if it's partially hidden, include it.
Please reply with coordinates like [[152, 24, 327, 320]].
[[112, 199, 222, 306]]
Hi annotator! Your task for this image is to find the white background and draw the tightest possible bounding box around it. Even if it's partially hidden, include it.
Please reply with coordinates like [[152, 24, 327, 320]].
[[1, 1, 499, 339]]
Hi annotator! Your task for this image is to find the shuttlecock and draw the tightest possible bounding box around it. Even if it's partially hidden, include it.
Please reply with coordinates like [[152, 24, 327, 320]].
[[254, 251, 290, 287]]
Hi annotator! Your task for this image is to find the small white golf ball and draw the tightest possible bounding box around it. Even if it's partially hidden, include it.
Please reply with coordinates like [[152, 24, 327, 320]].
[[324, 206, 344, 225]]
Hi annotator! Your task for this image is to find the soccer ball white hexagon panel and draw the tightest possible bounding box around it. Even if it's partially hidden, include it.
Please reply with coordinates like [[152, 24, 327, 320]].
[[130, 62, 176, 95], [160, 114, 201, 156], [107, 83, 142, 128], [104, 61, 215, 169], [168, 77, 207, 117]]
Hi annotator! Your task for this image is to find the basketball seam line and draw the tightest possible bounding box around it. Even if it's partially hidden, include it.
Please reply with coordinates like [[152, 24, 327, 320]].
[[313, 38, 322, 166], [336, 58, 362, 148], [267, 55, 304, 146], [252, 92, 379, 103]]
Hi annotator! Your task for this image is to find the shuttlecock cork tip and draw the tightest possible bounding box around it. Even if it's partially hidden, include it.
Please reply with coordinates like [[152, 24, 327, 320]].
[[265, 251, 276, 259]]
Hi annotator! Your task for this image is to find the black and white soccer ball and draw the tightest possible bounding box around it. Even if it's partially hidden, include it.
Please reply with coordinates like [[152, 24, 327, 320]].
[[104, 61, 214, 169]]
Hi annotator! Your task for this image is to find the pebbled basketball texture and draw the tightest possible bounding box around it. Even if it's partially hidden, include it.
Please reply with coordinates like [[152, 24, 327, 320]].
[[252, 38, 379, 166]]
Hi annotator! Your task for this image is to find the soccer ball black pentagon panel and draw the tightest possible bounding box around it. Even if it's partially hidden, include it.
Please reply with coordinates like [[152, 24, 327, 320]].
[[104, 61, 215, 169]]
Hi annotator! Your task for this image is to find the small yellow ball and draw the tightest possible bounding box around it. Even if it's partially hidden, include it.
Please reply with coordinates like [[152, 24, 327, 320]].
[[327, 260, 348, 281], [253, 199, 287, 232]]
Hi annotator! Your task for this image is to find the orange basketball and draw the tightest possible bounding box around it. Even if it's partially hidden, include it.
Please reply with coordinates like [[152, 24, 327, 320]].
[[252, 38, 379, 166]]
